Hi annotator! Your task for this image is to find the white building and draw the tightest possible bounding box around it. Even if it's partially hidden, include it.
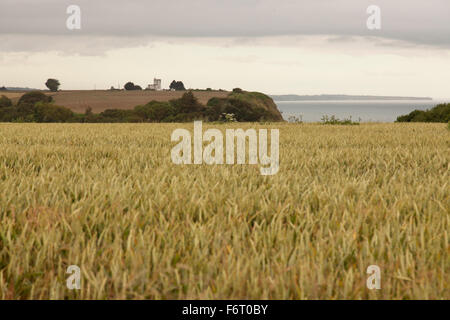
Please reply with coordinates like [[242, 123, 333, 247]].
[[147, 78, 162, 90]]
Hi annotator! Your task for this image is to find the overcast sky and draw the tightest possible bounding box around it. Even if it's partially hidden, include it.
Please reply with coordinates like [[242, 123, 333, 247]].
[[1, 0, 449, 98]]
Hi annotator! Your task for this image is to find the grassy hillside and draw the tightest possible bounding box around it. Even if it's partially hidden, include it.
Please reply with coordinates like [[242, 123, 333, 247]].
[[0, 123, 448, 299]]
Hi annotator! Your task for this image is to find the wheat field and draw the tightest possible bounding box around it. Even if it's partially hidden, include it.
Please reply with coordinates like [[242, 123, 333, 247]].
[[0, 122, 448, 299]]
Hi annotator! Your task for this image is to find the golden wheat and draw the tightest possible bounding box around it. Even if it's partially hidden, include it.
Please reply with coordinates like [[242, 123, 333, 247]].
[[0, 122, 448, 299]]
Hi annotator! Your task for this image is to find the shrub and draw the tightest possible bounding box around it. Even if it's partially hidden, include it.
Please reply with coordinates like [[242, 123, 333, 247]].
[[206, 97, 271, 122], [287, 115, 303, 123], [16, 103, 36, 115], [227, 90, 284, 121], [321, 115, 359, 125], [97, 109, 140, 123], [0, 107, 18, 121], [396, 103, 450, 122], [69, 113, 88, 123], [82, 107, 97, 122], [134, 101, 175, 122], [34, 102, 74, 122], [170, 91, 205, 114], [15, 91, 54, 119], [220, 113, 237, 122], [0, 95, 12, 108], [17, 91, 53, 105], [169, 112, 206, 123]]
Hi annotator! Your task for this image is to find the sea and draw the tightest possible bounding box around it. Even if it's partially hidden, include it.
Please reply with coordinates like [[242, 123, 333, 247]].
[[275, 100, 446, 122]]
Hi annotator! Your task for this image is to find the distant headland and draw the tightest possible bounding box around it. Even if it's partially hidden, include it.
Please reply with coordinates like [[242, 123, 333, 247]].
[[271, 94, 433, 101]]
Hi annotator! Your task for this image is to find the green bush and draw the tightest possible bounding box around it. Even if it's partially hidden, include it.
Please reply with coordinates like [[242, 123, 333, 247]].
[[396, 103, 450, 122], [16, 102, 36, 115], [206, 97, 271, 122], [97, 109, 141, 123], [17, 91, 53, 105], [0, 95, 12, 108], [170, 91, 205, 114], [34, 102, 74, 122], [226, 90, 284, 121], [169, 112, 206, 123], [321, 115, 360, 125], [0, 107, 18, 121], [69, 113, 88, 123], [134, 101, 175, 122]]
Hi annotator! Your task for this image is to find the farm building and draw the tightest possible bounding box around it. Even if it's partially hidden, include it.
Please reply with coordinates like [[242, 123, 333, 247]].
[[147, 78, 162, 90]]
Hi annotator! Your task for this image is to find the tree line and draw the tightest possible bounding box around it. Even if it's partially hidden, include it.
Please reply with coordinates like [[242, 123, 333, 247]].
[[0, 89, 275, 123]]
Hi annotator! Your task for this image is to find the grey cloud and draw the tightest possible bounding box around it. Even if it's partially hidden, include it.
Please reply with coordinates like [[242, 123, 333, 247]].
[[0, 0, 449, 52], [0, 34, 157, 56]]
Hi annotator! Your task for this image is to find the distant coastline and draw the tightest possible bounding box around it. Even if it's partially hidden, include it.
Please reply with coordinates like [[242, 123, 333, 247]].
[[0, 87, 41, 91], [271, 94, 433, 101]]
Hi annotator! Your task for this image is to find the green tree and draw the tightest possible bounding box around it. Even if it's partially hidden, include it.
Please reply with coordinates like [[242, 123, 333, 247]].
[[16, 91, 54, 117], [45, 79, 60, 92], [171, 91, 204, 114], [124, 82, 142, 91], [124, 82, 135, 90], [169, 80, 186, 91]]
